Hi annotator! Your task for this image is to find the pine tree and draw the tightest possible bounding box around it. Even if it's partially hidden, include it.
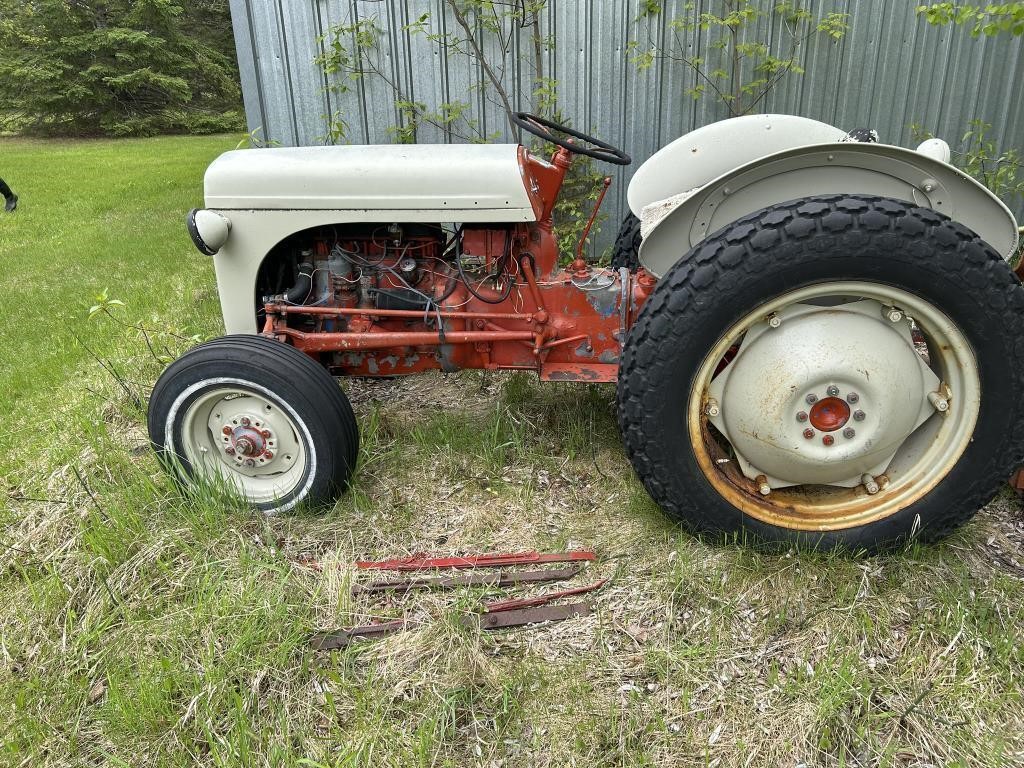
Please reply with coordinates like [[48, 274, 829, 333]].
[[0, 0, 244, 136]]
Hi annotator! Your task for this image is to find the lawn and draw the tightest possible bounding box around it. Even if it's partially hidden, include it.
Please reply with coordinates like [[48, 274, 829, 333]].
[[2, 135, 1024, 767]]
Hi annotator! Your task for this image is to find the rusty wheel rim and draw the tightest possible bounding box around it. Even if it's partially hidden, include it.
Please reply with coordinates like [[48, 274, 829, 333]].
[[687, 281, 980, 531]]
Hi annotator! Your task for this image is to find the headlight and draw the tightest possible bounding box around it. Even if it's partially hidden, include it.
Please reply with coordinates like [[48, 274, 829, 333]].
[[186, 208, 232, 255]]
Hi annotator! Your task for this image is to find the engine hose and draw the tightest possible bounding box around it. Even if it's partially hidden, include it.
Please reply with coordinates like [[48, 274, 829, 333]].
[[284, 262, 314, 304]]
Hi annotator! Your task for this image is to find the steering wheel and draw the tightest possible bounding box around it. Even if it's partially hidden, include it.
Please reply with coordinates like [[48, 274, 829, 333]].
[[511, 111, 632, 166]]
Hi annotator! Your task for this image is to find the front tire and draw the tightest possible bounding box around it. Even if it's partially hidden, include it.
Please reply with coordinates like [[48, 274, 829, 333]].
[[617, 195, 1024, 552], [148, 335, 359, 513]]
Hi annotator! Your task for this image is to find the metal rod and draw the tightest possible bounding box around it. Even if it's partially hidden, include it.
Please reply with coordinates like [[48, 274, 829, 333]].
[[272, 327, 535, 352], [355, 549, 597, 571], [266, 303, 534, 321], [352, 565, 582, 594]]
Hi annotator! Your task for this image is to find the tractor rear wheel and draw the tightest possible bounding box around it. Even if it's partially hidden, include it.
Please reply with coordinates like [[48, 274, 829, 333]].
[[617, 194, 1024, 552], [148, 335, 359, 513]]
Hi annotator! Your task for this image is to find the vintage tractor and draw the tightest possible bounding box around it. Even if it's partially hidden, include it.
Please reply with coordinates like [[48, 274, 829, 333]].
[[149, 112, 1024, 552]]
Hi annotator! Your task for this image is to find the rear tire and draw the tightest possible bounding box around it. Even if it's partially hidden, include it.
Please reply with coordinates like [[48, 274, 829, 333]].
[[148, 335, 359, 513], [610, 213, 641, 271], [617, 195, 1024, 552]]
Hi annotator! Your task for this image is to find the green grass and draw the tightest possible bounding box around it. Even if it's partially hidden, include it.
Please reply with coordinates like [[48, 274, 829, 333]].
[[3, 136, 1024, 766]]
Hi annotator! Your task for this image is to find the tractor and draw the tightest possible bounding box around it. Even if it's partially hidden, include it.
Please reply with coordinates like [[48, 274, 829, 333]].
[[148, 112, 1024, 553]]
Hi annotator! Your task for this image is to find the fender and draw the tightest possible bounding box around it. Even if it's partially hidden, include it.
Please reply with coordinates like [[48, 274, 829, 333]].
[[638, 142, 1020, 278]]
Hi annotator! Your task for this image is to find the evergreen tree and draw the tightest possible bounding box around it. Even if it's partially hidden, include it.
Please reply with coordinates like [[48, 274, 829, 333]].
[[0, 0, 244, 136]]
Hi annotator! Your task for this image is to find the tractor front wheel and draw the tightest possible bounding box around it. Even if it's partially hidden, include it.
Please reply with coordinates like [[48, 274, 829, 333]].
[[617, 195, 1024, 552], [148, 335, 359, 513]]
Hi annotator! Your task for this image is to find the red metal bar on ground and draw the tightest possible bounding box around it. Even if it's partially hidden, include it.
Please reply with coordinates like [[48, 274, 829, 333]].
[[483, 578, 608, 613], [355, 549, 597, 571]]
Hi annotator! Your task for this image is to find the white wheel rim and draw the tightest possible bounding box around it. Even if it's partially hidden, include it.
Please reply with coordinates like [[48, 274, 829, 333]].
[[170, 382, 312, 507], [687, 281, 980, 531]]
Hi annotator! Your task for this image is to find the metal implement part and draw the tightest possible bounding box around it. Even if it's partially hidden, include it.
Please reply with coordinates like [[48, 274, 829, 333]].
[[477, 601, 593, 630], [355, 550, 596, 571], [310, 619, 407, 650], [352, 565, 582, 594], [483, 578, 607, 613]]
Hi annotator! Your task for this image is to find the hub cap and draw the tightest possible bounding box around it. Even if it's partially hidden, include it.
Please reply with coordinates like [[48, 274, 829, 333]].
[[690, 282, 980, 530]]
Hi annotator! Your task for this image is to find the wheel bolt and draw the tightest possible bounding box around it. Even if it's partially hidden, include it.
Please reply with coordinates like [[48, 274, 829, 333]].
[[706, 400, 720, 417], [264, 451, 273, 459], [241, 417, 251, 427], [225, 447, 235, 455], [244, 458, 256, 467], [822, 434, 835, 446], [826, 385, 839, 397], [756, 474, 770, 495], [796, 411, 808, 422], [843, 427, 856, 439], [862, 474, 880, 495], [847, 392, 859, 404], [803, 428, 815, 439], [853, 409, 866, 421], [806, 394, 818, 405], [261, 429, 271, 439], [222, 426, 233, 435], [767, 313, 781, 328], [884, 306, 903, 323]]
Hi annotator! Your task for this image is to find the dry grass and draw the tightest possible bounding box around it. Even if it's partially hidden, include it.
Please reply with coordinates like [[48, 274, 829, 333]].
[[3, 136, 1024, 767]]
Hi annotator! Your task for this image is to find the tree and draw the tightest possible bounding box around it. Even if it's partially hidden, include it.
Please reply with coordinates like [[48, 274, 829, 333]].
[[0, 0, 244, 136], [917, 3, 1024, 36]]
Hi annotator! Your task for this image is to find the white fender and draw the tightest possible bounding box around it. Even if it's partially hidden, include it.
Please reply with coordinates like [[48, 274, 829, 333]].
[[627, 114, 848, 216], [638, 141, 1020, 277]]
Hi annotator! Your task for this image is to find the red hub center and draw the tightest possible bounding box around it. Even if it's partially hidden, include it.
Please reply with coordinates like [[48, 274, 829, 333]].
[[808, 397, 851, 432]]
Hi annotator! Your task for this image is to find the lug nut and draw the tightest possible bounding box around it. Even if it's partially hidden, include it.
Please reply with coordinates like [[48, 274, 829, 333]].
[[225, 447, 235, 455], [847, 392, 859, 404], [822, 434, 835, 446], [826, 385, 839, 397], [806, 394, 818, 405], [803, 428, 815, 439], [241, 416, 251, 427], [796, 411, 808, 422], [244, 458, 256, 467], [767, 313, 782, 328], [928, 391, 949, 412], [222, 426, 233, 435], [261, 429, 271, 439], [264, 451, 273, 459], [756, 474, 771, 495], [843, 427, 856, 439], [862, 474, 880, 495], [853, 410, 866, 421], [885, 307, 903, 323], [706, 400, 720, 417]]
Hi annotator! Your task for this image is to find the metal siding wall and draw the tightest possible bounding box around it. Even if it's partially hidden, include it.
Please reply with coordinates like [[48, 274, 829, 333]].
[[231, 0, 1024, 247]]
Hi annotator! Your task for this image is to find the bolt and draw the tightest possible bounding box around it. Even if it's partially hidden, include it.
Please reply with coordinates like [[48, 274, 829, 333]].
[[756, 475, 771, 496], [244, 458, 256, 467], [928, 391, 949, 412], [706, 400, 720, 417], [806, 393, 818, 405], [225, 447, 235, 455], [222, 426, 233, 435], [264, 451, 274, 460], [261, 429, 271, 439], [826, 385, 839, 397], [803, 428, 815, 439], [796, 411, 808, 422], [847, 392, 859, 404], [822, 434, 835, 446], [767, 313, 782, 328], [862, 474, 880, 495], [843, 427, 856, 439], [241, 416, 251, 427], [853, 409, 866, 421], [885, 307, 903, 323]]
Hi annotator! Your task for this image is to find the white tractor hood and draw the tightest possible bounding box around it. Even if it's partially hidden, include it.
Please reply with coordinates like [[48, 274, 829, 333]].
[[203, 143, 536, 220]]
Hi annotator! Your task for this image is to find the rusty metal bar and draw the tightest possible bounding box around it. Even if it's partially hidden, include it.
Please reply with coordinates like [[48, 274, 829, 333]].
[[576, 177, 612, 262], [266, 303, 534, 321], [478, 601, 592, 630], [272, 327, 534, 351], [351, 565, 581, 594], [483, 578, 607, 613], [310, 619, 407, 650], [356, 549, 596, 571]]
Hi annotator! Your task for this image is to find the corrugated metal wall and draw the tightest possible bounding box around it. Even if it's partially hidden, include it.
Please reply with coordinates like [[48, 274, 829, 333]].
[[228, 0, 1024, 248]]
